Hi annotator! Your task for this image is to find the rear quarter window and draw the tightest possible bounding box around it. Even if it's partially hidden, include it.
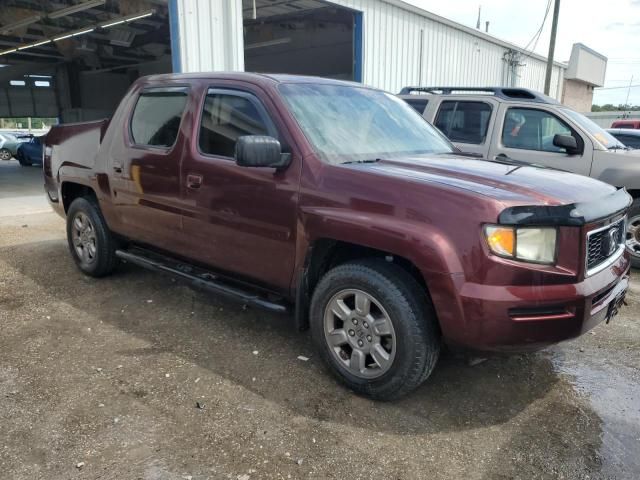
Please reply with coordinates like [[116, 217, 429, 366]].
[[403, 98, 429, 115]]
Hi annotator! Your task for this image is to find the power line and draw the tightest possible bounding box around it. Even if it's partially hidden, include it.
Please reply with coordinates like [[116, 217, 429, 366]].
[[521, 0, 552, 53], [595, 84, 640, 90]]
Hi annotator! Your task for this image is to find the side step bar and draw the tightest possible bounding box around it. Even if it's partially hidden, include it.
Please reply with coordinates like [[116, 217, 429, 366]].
[[115, 247, 289, 314]]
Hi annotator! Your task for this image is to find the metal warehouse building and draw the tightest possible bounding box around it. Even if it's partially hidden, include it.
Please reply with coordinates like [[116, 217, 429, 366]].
[[173, 0, 567, 98], [0, 0, 604, 122]]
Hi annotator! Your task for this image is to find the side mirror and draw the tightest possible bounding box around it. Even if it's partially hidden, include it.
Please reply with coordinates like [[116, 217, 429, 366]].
[[235, 136, 290, 169], [553, 134, 581, 155]]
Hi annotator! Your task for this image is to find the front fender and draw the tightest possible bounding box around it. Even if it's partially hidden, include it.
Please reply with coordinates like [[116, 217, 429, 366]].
[[300, 206, 464, 275]]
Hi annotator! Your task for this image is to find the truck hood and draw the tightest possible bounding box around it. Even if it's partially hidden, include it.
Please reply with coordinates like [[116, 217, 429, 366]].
[[361, 154, 617, 207]]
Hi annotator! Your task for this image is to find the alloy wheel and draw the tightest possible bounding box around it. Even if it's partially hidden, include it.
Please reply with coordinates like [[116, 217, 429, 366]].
[[627, 214, 640, 259], [72, 212, 97, 264], [323, 288, 396, 379], [0, 149, 11, 161]]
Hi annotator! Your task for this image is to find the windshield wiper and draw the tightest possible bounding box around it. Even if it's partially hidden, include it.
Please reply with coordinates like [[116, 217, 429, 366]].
[[341, 158, 381, 165], [608, 145, 630, 151]]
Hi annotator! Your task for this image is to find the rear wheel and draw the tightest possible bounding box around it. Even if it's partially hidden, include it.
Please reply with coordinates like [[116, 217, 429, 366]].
[[626, 199, 640, 268], [310, 259, 440, 400], [66, 197, 118, 277], [0, 148, 11, 161], [17, 152, 32, 166]]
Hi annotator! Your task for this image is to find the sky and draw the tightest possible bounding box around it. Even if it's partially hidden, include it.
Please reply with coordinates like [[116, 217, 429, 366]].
[[405, 0, 640, 106]]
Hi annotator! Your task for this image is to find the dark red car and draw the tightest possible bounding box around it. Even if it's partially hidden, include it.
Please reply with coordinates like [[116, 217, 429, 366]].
[[611, 119, 640, 129], [44, 73, 631, 399]]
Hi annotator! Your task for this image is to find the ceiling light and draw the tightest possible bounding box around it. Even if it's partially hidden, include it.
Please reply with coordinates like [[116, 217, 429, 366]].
[[0, 48, 18, 56], [18, 40, 52, 51], [73, 28, 95, 36], [101, 19, 126, 28], [98, 10, 155, 30], [48, 0, 106, 19], [124, 12, 154, 22]]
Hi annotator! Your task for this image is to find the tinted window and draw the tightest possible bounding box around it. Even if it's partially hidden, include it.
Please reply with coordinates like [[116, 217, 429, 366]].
[[617, 135, 640, 149], [130, 89, 188, 147], [404, 98, 429, 115], [502, 108, 574, 153], [434, 101, 492, 144], [199, 92, 270, 158]]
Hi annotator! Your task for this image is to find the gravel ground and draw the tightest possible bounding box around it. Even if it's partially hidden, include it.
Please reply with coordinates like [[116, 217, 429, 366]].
[[1, 160, 639, 479]]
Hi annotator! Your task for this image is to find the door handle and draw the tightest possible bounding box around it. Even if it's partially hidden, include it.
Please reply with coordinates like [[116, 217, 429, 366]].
[[113, 162, 123, 173], [187, 174, 203, 189]]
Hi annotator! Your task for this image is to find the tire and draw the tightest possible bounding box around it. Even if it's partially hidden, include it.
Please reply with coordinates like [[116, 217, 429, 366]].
[[627, 198, 640, 269], [17, 153, 32, 167], [66, 196, 118, 277], [310, 259, 441, 400], [0, 148, 11, 161]]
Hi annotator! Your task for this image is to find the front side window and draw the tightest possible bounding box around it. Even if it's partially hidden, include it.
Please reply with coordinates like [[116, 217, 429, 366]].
[[434, 101, 492, 145], [130, 88, 188, 147], [502, 108, 576, 153], [279, 83, 453, 164], [199, 92, 271, 158]]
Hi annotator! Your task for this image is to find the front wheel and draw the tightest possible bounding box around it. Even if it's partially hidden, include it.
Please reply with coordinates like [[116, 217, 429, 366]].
[[310, 259, 441, 400], [0, 148, 12, 161], [626, 199, 640, 268], [66, 197, 118, 277]]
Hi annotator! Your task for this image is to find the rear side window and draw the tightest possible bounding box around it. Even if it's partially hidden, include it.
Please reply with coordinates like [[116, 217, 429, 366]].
[[130, 88, 188, 147], [404, 98, 429, 115], [199, 91, 271, 158], [434, 101, 492, 144]]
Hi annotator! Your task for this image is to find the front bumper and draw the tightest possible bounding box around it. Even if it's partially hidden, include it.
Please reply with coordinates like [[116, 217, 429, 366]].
[[432, 252, 631, 352]]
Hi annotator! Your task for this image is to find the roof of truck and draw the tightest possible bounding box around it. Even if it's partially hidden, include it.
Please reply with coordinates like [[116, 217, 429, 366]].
[[140, 72, 365, 88]]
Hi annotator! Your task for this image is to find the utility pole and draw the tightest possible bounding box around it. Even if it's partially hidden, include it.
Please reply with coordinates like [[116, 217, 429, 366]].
[[624, 75, 634, 116], [544, 0, 560, 95], [476, 5, 481, 29]]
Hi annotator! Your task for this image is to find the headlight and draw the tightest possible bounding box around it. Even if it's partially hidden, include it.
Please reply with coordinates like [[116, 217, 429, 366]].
[[484, 225, 557, 264]]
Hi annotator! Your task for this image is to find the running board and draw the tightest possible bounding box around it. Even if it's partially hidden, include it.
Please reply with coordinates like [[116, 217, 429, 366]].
[[115, 247, 289, 314]]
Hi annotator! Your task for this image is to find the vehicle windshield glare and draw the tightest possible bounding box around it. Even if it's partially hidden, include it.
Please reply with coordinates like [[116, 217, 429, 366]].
[[279, 83, 454, 164], [560, 108, 625, 149]]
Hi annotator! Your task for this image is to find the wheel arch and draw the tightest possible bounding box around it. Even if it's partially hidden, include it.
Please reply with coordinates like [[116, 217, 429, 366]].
[[294, 238, 436, 332], [61, 181, 97, 213]]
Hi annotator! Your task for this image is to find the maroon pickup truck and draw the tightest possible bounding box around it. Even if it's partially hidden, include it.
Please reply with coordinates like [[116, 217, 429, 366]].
[[44, 73, 632, 399]]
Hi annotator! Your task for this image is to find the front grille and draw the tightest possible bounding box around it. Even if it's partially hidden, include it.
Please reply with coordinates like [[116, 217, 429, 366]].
[[586, 218, 625, 273]]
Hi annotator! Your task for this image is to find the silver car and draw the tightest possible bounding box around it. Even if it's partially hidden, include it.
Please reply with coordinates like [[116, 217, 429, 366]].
[[399, 87, 640, 267]]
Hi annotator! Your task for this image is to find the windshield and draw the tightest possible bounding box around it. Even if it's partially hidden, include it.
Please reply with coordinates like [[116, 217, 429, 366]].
[[279, 83, 453, 164], [560, 108, 626, 149]]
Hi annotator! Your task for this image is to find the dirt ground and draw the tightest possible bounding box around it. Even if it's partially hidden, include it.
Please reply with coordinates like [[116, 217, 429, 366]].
[[1, 160, 639, 480]]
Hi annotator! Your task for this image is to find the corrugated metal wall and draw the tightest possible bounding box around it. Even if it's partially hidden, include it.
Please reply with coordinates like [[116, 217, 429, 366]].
[[174, 0, 565, 99], [174, 0, 244, 72], [327, 0, 564, 98]]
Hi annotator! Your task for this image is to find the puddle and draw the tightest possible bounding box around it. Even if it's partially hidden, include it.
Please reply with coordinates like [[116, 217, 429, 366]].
[[551, 349, 640, 478]]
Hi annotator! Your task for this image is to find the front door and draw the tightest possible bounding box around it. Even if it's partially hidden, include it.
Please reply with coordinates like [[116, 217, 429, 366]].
[[180, 86, 300, 293], [488, 104, 594, 176]]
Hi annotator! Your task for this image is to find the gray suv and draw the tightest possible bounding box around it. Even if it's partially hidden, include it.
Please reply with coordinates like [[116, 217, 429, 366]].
[[399, 87, 640, 267]]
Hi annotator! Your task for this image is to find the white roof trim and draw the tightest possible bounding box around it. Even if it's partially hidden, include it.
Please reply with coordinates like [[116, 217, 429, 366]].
[[378, 0, 567, 69]]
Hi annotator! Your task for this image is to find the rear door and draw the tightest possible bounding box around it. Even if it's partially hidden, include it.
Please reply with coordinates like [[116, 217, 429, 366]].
[[180, 85, 301, 293], [431, 98, 497, 157], [488, 104, 594, 176], [108, 85, 190, 251]]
